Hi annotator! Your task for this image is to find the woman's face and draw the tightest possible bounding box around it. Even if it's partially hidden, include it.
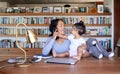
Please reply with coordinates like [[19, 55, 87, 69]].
[[56, 20, 65, 35]]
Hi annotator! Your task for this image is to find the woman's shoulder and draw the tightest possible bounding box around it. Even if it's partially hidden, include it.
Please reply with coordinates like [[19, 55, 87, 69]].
[[64, 38, 71, 44], [45, 36, 55, 42], [47, 36, 53, 39]]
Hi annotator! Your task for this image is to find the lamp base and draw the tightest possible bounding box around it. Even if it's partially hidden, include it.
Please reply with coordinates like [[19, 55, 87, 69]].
[[8, 57, 38, 67], [14, 63, 31, 67]]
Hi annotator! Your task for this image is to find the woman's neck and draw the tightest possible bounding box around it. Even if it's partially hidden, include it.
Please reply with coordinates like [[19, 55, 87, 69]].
[[56, 37, 65, 44]]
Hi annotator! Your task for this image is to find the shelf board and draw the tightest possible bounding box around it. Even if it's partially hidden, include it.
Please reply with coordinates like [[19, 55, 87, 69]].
[[66, 24, 111, 27], [83, 35, 111, 38], [0, 24, 49, 27], [85, 24, 111, 26], [0, 34, 48, 37], [0, 12, 112, 16], [0, 48, 42, 50], [0, 34, 25, 37], [0, 34, 111, 38], [0, 24, 111, 27], [0, 34, 49, 37]]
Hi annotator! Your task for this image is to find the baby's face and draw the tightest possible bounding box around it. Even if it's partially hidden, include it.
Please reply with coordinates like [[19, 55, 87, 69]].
[[71, 26, 78, 36]]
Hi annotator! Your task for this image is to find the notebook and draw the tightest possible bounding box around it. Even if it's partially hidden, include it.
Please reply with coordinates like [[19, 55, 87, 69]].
[[44, 58, 78, 65]]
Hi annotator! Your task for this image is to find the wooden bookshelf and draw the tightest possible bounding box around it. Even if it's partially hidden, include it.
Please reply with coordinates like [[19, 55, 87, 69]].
[[0, 12, 112, 16], [0, 0, 114, 57]]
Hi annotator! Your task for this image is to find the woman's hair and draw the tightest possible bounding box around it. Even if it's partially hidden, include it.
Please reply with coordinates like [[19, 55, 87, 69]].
[[49, 19, 63, 36], [73, 21, 86, 35]]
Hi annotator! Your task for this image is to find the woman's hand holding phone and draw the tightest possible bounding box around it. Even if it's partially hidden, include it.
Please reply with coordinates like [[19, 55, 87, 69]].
[[53, 29, 58, 40]]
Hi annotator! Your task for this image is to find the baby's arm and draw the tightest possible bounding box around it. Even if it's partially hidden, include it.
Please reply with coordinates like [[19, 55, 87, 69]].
[[58, 34, 68, 39], [78, 44, 87, 51], [72, 44, 87, 60], [77, 44, 90, 58]]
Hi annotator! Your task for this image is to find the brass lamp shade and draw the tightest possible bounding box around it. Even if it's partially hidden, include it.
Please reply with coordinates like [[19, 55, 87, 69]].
[[26, 30, 37, 43]]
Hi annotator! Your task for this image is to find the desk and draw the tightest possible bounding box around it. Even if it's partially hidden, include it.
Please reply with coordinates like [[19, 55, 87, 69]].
[[0, 57, 120, 74]]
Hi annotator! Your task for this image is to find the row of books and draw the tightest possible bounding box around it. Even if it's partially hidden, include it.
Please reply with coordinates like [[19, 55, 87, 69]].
[[0, 16, 111, 25], [63, 27, 105, 35], [99, 39, 112, 49], [0, 6, 88, 13], [0, 27, 51, 35], [0, 27, 111, 36], [0, 38, 47, 48], [86, 26, 111, 36], [0, 38, 112, 49]]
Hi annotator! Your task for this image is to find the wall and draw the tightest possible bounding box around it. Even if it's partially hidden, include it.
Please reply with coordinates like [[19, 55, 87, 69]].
[[0, 2, 9, 7]]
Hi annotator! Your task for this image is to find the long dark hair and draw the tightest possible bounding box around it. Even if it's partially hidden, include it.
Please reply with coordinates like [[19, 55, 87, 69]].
[[49, 19, 63, 36]]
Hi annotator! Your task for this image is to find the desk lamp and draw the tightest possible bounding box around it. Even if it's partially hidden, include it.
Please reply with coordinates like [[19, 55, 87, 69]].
[[15, 23, 37, 67]]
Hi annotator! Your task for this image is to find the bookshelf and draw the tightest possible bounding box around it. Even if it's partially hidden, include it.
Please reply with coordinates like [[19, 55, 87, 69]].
[[0, 13, 111, 16], [0, 0, 114, 58]]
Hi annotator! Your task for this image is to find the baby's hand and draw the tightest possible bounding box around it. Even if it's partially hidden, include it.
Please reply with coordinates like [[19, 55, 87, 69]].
[[72, 55, 81, 60]]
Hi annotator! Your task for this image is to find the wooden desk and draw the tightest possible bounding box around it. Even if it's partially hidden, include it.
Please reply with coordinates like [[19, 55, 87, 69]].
[[0, 57, 120, 74]]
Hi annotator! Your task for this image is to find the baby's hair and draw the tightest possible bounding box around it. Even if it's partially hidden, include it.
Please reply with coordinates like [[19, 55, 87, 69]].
[[73, 21, 86, 35]]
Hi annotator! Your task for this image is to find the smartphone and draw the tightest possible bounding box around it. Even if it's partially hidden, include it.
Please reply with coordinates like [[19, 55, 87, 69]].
[[55, 29, 58, 32], [54, 29, 59, 40]]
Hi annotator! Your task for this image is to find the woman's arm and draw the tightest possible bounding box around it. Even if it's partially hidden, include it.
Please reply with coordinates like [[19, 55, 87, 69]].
[[42, 37, 55, 55], [52, 50, 69, 57], [42, 31, 58, 55]]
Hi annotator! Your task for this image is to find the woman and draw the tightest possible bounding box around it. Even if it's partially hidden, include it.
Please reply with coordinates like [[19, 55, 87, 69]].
[[42, 19, 70, 56], [42, 19, 89, 58]]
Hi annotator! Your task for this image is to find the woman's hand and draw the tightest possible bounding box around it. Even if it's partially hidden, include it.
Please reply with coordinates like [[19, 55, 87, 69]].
[[53, 31, 58, 40]]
